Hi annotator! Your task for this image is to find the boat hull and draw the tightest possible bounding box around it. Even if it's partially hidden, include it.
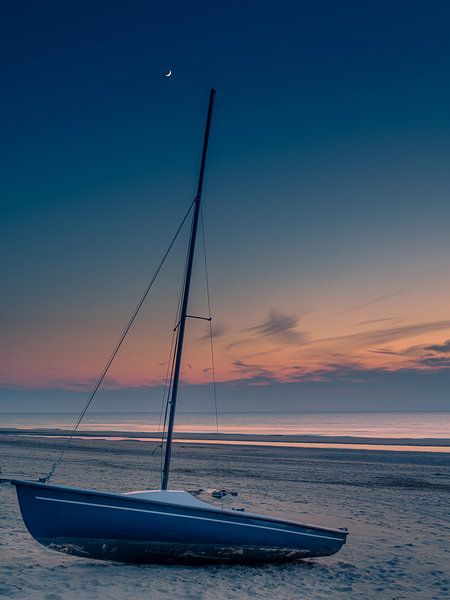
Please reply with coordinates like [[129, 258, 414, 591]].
[[12, 480, 348, 564]]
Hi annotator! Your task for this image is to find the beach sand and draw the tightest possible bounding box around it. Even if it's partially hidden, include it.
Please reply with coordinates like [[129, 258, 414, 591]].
[[0, 434, 449, 599]]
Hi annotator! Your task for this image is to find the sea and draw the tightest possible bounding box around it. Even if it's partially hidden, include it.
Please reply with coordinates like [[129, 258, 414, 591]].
[[1, 411, 449, 439]]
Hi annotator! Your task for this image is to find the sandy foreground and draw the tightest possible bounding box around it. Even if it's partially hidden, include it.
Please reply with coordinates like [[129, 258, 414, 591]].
[[0, 434, 449, 600]]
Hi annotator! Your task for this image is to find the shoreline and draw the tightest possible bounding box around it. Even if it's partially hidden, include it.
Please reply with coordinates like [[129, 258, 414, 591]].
[[1, 427, 450, 452]]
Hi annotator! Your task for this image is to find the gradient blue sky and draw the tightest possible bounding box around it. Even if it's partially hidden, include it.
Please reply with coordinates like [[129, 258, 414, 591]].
[[2, 1, 450, 412]]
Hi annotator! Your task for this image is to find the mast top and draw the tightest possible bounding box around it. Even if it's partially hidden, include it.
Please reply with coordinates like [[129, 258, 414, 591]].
[[195, 88, 216, 202]]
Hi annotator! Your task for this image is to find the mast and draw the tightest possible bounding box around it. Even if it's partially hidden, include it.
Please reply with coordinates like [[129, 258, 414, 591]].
[[161, 88, 216, 490]]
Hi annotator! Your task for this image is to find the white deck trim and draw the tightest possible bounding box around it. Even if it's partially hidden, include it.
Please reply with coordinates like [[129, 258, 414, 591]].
[[35, 496, 341, 542], [124, 490, 210, 509]]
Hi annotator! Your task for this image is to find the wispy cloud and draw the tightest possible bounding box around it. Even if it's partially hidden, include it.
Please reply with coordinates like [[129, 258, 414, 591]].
[[398, 338, 450, 369], [231, 360, 278, 384], [0, 374, 127, 392], [240, 348, 283, 360], [244, 308, 309, 344], [311, 320, 450, 350], [247, 308, 298, 336], [230, 359, 393, 386], [334, 290, 407, 316], [197, 322, 228, 342], [424, 339, 450, 353], [353, 317, 398, 327], [369, 348, 404, 356], [418, 356, 450, 367], [226, 338, 254, 352], [226, 308, 309, 351]]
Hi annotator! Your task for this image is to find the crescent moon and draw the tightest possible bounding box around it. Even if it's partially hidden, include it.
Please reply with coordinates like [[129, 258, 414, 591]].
[[165, 70, 172, 77]]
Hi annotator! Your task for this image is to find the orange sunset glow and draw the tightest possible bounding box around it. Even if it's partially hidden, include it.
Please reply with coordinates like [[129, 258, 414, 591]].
[[3, 267, 450, 391]]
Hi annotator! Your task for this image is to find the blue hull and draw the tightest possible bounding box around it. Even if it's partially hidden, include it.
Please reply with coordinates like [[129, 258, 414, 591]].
[[12, 480, 348, 564]]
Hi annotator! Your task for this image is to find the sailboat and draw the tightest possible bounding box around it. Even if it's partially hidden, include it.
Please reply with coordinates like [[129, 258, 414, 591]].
[[12, 89, 348, 564]]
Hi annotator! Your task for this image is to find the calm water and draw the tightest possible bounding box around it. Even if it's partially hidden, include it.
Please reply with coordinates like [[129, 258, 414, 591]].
[[1, 411, 449, 439]]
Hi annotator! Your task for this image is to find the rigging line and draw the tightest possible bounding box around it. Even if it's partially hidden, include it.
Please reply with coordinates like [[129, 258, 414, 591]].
[[43, 199, 196, 483], [156, 330, 176, 440], [200, 207, 219, 436]]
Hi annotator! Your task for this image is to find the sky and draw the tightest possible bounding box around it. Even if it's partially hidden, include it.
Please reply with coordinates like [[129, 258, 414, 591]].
[[1, 1, 450, 412]]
